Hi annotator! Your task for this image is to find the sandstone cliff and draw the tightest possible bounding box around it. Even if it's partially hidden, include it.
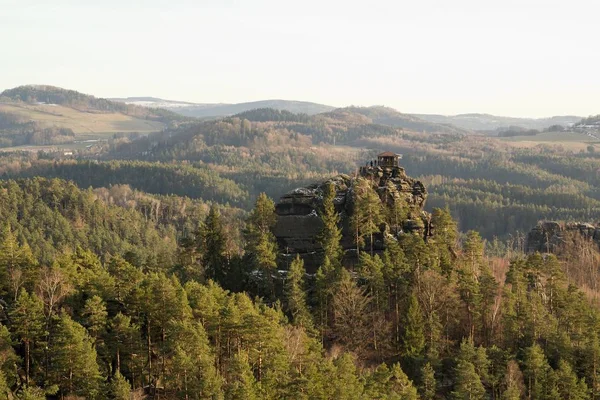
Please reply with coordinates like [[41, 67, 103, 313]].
[[273, 165, 431, 270], [526, 221, 600, 254]]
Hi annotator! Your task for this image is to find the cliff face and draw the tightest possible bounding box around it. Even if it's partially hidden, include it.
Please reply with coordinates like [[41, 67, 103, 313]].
[[273, 165, 431, 270], [526, 221, 600, 254]]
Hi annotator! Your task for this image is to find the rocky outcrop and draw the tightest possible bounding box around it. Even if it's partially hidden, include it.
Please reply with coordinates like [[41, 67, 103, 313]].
[[525, 221, 600, 254], [274, 165, 431, 271]]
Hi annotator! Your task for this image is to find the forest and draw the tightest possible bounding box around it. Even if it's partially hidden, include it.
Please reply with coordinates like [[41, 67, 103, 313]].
[[1, 96, 600, 398], [1, 172, 600, 399]]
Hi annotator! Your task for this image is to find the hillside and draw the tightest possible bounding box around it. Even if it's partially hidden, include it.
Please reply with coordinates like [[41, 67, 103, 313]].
[[416, 112, 582, 132], [112, 97, 335, 118], [0, 85, 183, 148], [331, 106, 471, 135]]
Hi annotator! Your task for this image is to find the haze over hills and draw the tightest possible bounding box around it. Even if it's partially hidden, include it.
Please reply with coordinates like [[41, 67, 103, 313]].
[[112, 93, 585, 132], [415, 113, 583, 132], [111, 97, 336, 118]]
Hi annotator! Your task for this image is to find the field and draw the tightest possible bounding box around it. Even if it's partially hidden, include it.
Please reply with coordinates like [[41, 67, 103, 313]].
[[0, 101, 165, 136], [499, 131, 600, 151]]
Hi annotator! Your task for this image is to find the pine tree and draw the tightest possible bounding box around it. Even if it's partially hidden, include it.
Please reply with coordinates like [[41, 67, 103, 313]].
[[109, 371, 132, 400], [108, 312, 139, 375], [9, 289, 45, 386], [402, 293, 425, 358], [331, 353, 364, 400], [555, 359, 589, 400], [365, 363, 418, 399], [226, 352, 258, 400], [478, 264, 499, 345], [421, 362, 437, 400], [244, 193, 279, 297], [351, 177, 383, 256], [458, 231, 484, 339], [0, 226, 37, 299], [452, 360, 486, 400], [431, 207, 458, 275], [82, 295, 107, 346], [168, 320, 222, 399], [314, 255, 338, 341], [389, 362, 419, 399], [318, 182, 343, 266], [523, 343, 550, 400], [202, 204, 228, 284], [49, 313, 101, 398], [285, 255, 314, 332]]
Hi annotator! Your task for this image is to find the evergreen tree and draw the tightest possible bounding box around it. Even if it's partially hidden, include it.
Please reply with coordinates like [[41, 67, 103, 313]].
[[168, 320, 222, 399], [389, 362, 420, 400], [225, 352, 258, 400], [49, 313, 101, 398], [365, 363, 419, 400], [285, 255, 314, 332], [202, 204, 228, 284], [431, 207, 458, 274], [82, 295, 107, 346], [318, 182, 343, 266], [452, 359, 486, 400], [331, 353, 363, 400], [9, 289, 45, 386], [458, 231, 484, 339], [555, 359, 589, 400], [107, 312, 139, 375], [109, 371, 132, 400], [351, 177, 383, 256], [0, 226, 36, 299], [244, 193, 278, 297], [420, 362, 437, 400], [523, 343, 550, 400], [402, 293, 425, 358]]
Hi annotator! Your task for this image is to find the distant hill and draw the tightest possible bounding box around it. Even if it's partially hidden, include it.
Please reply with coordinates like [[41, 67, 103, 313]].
[[111, 97, 335, 118], [329, 106, 471, 135], [0, 85, 183, 148], [415, 113, 582, 132]]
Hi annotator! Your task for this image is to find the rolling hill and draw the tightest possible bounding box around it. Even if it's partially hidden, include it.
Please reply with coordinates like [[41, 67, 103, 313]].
[[0, 85, 183, 148], [415, 112, 582, 132], [112, 97, 336, 118]]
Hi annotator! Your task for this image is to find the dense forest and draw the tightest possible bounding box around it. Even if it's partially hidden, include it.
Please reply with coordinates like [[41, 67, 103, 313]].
[[2, 93, 600, 398], [1, 174, 600, 399]]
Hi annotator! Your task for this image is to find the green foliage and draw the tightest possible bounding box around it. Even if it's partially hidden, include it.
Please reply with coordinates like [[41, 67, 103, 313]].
[[318, 182, 343, 266], [285, 255, 314, 332], [402, 293, 425, 358], [109, 371, 132, 400], [351, 177, 384, 255], [452, 359, 486, 400], [49, 313, 101, 398], [420, 362, 436, 400]]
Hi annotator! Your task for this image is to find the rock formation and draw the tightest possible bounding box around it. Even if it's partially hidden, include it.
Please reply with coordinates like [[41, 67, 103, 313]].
[[525, 221, 600, 254], [273, 164, 431, 271]]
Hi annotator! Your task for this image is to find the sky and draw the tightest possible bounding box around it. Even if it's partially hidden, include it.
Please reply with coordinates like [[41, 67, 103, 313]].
[[0, 0, 598, 117]]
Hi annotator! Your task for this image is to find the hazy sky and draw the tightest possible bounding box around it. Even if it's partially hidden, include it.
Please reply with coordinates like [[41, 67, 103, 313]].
[[1, 0, 598, 117]]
